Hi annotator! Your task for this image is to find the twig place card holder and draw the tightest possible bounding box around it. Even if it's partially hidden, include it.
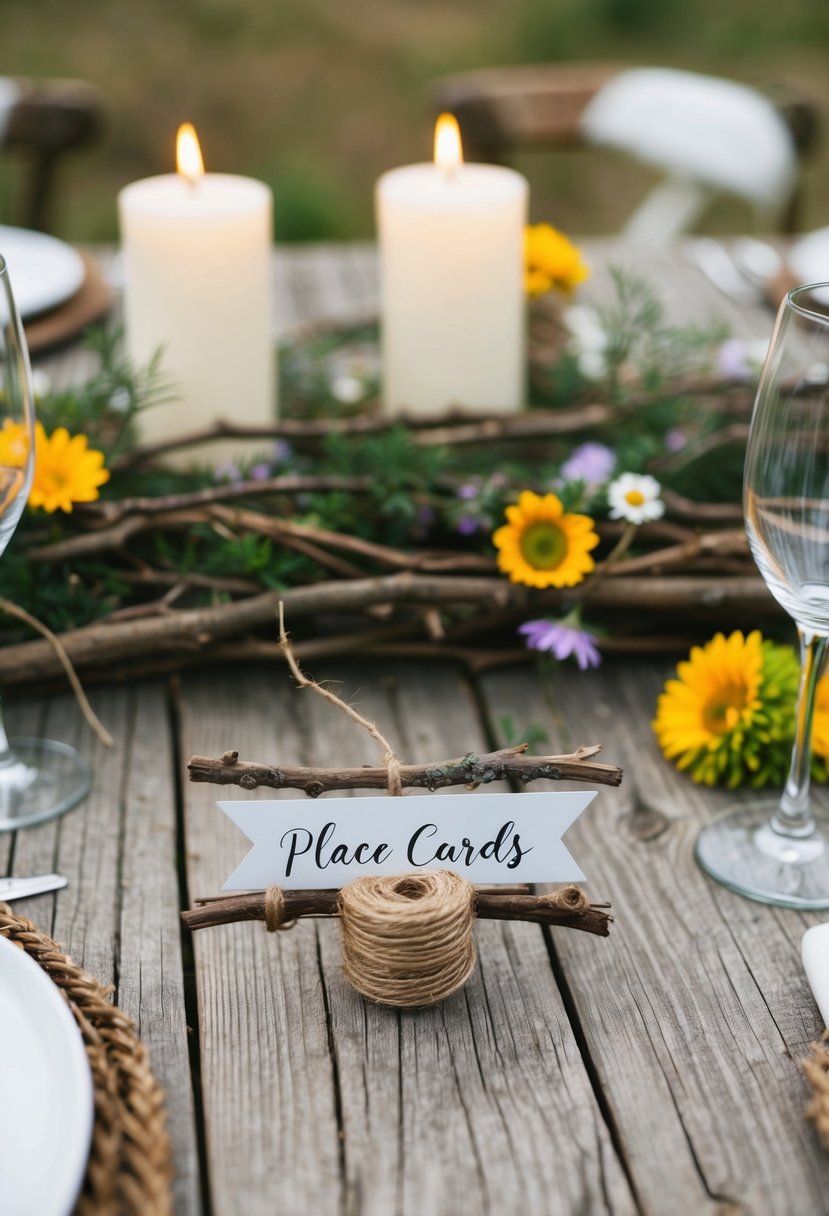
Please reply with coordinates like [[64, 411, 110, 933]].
[[182, 608, 622, 1007]]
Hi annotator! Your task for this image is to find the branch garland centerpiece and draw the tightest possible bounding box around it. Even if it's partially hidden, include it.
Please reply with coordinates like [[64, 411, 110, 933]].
[[181, 610, 618, 1007], [0, 258, 778, 692]]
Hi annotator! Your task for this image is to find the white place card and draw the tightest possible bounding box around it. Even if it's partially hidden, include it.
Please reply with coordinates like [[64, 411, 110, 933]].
[[220, 789, 595, 890]]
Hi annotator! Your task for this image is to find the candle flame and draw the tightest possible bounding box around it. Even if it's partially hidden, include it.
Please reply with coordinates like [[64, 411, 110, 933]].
[[176, 123, 204, 185], [434, 113, 463, 174]]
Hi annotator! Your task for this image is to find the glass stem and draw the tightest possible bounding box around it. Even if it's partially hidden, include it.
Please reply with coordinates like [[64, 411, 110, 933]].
[[774, 630, 829, 837]]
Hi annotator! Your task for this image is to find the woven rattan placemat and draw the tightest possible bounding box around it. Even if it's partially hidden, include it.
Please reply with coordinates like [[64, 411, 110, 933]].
[[0, 903, 173, 1216], [23, 254, 112, 355]]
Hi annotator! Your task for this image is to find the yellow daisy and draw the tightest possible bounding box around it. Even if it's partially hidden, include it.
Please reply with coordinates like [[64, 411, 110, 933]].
[[29, 424, 110, 514], [0, 419, 30, 468], [524, 224, 590, 298], [812, 672, 829, 761], [653, 631, 764, 771], [492, 490, 599, 589]]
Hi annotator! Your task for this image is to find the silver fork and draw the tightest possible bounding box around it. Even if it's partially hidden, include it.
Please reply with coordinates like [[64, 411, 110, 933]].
[[0, 874, 67, 901]]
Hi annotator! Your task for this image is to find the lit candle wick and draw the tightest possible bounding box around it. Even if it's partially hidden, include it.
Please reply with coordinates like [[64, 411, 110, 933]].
[[176, 122, 205, 190], [434, 113, 463, 181]]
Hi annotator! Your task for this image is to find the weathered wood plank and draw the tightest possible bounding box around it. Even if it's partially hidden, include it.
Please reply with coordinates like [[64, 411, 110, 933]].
[[180, 661, 636, 1216], [6, 684, 201, 1216], [275, 241, 376, 330], [311, 663, 636, 1216], [118, 683, 202, 1216], [178, 668, 343, 1216], [0, 692, 46, 880], [480, 659, 829, 1215]]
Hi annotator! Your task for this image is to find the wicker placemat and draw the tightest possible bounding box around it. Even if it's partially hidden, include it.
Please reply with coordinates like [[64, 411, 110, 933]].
[[23, 253, 112, 355], [805, 1032, 829, 1151], [0, 903, 173, 1216]]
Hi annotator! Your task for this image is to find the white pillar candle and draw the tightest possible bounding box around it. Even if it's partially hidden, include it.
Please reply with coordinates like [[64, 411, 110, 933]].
[[376, 115, 528, 416], [118, 124, 274, 465]]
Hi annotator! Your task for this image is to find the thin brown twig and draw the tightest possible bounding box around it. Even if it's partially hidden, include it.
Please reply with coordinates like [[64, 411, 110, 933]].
[[0, 595, 113, 746], [210, 505, 497, 573], [605, 528, 748, 577], [79, 475, 374, 523], [277, 602, 400, 772], [187, 740, 622, 795], [27, 509, 208, 564], [118, 568, 262, 595], [181, 887, 613, 936], [649, 423, 750, 475], [660, 488, 744, 522]]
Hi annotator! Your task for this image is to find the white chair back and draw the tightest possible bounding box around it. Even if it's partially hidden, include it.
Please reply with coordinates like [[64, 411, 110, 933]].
[[579, 68, 799, 241]]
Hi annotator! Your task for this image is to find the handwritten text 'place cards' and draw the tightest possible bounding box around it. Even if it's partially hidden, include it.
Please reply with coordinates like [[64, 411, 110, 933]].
[[219, 790, 596, 890]]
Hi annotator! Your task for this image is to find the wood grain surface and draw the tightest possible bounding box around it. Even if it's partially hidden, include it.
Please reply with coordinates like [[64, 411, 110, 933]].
[[179, 663, 635, 1216], [1, 240, 824, 1216]]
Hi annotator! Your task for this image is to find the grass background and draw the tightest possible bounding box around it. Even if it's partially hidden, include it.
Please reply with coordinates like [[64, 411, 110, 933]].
[[5, 0, 829, 241]]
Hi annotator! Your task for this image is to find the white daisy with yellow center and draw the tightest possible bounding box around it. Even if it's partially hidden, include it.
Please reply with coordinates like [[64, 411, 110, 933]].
[[607, 472, 664, 524]]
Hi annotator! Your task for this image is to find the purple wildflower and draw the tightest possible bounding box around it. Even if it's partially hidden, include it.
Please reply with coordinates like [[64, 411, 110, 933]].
[[560, 442, 616, 489], [249, 462, 271, 481], [456, 515, 482, 536], [214, 462, 242, 484], [271, 439, 293, 466], [457, 482, 479, 500], [664, 427, 687, 453], [717, 338, 751, 381], [518, 618, 602, 670]]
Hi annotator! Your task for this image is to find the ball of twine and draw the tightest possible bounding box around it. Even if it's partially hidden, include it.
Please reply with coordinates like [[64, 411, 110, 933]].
[[338, 871, 477, 1007]]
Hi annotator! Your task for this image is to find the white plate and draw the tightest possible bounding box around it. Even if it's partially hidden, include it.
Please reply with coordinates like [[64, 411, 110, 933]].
[[0, 934, 93, 1216], [788, 227, 829, 305], [0, 226, 86, 319]]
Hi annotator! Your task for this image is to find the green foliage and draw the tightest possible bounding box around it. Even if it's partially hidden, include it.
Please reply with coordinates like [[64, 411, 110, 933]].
[[598, 266, 727, 396], [497, 715, 549, 754], [4, 280, 746, 640], [39, 327, 177, 464]]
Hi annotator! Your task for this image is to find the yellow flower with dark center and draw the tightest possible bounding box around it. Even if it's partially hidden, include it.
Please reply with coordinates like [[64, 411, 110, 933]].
[[655, 629, 829, 789], [492, 490, 599, 589], [524, 224, 590, 298], [29, 424, 110, 514], [653, 631, 776, 787], [655, 631, 763, 762]]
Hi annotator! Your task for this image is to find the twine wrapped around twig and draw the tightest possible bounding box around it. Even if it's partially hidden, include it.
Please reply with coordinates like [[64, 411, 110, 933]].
[[804, 1031, 829, 1151], [187, 883, 611, 936]]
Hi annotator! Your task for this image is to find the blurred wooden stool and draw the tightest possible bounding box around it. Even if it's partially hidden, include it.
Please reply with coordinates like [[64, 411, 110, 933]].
[[2, 77, 105, 232]]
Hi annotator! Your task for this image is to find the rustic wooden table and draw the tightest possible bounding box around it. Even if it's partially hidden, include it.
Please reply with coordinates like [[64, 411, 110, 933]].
[[8, 240, 829, 1216]]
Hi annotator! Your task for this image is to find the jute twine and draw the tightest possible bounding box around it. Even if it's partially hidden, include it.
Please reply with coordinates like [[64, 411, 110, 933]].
[[338, 871, 477, 1007], [0, 903, 173, 1216], [804, 1030, 829, 1151]]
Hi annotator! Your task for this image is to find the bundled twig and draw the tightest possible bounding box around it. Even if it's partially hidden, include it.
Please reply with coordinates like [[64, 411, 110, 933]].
[[112, 370, 758, 468], [0, 571, 781, 688]]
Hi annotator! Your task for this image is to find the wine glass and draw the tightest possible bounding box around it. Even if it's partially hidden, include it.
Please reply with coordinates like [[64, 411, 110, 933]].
[[695, 283, 829, 908], [0, 255, 90, 830]]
